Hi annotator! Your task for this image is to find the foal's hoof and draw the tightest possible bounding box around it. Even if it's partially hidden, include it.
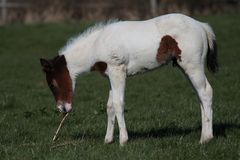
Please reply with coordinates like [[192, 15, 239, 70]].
[[119, 141, 127, 146], [104, 138, 114, 144], [199, 135, 214, 144], [119, 137, 128, 146]]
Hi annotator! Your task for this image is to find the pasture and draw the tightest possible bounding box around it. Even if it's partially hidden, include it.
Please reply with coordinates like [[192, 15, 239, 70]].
[[0, 14, 240, 160]]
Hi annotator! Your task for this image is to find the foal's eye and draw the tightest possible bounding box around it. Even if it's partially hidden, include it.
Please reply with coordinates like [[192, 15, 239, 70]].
[[49, 83, 54, 88]]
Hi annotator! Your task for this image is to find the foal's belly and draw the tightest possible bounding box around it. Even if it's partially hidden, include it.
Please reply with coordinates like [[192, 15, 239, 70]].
[[127, 63, 159, 76], [126, 53, 160, 76]]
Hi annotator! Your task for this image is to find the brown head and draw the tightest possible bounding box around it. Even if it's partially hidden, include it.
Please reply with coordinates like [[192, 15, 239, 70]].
[[40, 55, 73, 113]]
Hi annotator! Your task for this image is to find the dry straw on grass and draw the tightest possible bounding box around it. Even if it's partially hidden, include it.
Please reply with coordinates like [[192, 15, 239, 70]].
[[52, 113, 69, 141]]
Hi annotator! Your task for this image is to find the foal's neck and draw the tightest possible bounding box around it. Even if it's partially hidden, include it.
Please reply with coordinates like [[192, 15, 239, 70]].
[[59, 28, 102, 81]]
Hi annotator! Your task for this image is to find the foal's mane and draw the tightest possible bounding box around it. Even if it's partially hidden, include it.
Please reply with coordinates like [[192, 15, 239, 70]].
[[59, 19, 119, 54]]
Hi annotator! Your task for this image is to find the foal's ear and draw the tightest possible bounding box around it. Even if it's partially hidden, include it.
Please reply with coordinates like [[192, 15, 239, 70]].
[[55, 55, 66, 66], [40, 58, 54, 72]]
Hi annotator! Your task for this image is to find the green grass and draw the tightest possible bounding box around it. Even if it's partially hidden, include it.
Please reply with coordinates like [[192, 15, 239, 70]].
[[0, 15, 240, 160]]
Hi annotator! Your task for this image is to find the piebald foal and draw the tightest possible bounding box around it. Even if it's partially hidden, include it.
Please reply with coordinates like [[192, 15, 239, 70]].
[[40, 13, 218, 145]]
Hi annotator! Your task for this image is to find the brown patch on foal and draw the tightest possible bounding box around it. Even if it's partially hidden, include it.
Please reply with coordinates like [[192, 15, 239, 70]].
[[156, 35, 181, 66], [91, 62, 107, 75]]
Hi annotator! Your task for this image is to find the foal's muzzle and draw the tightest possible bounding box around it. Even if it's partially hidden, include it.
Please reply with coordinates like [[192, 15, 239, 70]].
[[57, 102, 72, 113]]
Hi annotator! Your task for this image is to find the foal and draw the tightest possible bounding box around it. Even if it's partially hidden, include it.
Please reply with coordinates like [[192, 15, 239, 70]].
[[40, 13, 218, 145]]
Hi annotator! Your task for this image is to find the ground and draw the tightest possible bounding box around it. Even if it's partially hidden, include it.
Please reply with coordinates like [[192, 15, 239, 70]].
[[0, 14, 240, 160]]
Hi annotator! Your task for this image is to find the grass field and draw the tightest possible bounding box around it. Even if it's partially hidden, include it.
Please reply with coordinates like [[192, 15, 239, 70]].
[[0, 14, 240, 160]]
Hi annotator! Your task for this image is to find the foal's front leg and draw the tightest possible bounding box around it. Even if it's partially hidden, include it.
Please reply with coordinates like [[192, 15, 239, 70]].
[[107, 64, 128, 145], [104, 90, 115, 143]]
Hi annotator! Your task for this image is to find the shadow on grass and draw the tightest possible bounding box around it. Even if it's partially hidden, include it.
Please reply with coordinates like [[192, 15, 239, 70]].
[[213, 122, 240, 138], [68, 123, 240, 141], [128, 122, 240, 139], [129, 126, 197, 139]]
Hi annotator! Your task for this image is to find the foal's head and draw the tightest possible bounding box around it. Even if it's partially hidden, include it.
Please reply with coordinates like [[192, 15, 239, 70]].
[[40, 55, 73, 113]]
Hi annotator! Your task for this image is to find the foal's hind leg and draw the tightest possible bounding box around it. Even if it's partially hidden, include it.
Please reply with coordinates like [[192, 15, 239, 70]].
[[180, 65, 213, 143]]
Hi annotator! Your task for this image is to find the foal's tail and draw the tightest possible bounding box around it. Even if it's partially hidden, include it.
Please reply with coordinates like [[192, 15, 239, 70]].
[[201, 23, 219, 73]]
